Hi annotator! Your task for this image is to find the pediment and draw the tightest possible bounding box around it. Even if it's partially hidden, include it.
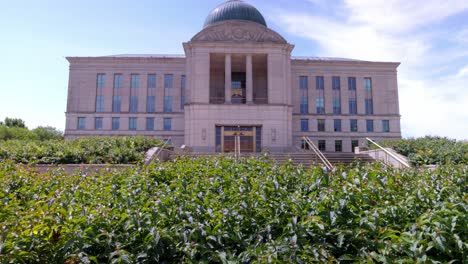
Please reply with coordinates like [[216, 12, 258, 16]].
[[191, 21, 287, 44]]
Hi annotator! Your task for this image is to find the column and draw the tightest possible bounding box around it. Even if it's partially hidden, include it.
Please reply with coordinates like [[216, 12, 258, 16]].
[[225, 54, 232, 103], [246, 54, 253, 104]]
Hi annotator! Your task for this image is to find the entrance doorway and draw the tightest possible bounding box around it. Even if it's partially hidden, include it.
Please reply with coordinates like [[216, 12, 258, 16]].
[[216, 126, 262, 153]]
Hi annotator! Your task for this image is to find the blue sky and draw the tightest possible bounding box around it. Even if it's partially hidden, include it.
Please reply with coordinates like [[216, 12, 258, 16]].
[[0, 0, 467, 139]]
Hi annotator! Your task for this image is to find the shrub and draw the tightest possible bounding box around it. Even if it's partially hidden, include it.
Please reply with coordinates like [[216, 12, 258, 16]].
[[0, 158, 466, 263]]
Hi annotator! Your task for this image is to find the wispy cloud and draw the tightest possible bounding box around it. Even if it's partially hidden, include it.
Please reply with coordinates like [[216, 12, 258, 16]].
[[277, 0, 468, 139]]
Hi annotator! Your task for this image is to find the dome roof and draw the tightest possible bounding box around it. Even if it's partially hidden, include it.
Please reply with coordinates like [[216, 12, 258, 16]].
[[204, 0, 267, 28]]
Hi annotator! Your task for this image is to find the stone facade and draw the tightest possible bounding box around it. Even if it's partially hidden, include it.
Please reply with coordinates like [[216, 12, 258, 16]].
[[65, 1, 401, 153]]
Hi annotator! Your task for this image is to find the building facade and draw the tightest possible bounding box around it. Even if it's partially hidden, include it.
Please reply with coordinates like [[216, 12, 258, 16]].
[[65, 0, 401, 153]]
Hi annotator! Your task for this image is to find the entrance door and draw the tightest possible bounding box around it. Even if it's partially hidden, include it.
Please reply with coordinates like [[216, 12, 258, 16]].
[[218, 126, 258, 153]]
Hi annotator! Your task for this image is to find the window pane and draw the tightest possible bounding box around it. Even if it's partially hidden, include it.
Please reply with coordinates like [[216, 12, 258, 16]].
[[316, 76, 325, 114], [114, 74, 123, 89], [181, 75, 186, 109], [147, 74, 156, 89], [301, 119, 309, 132], [335, 140, 342, 152], [350, 119, 358, 132], [112, 117, 120, 131], [77, 117, 86, 130], [352, 140, 359, 152], [112, 96, 121, 113], [164, 96, 173, 112], [299, 76, 308, 114], [163, 118, 172, 131], [129, 96, 139, 113], [147, 96, 156, 113], [367, 120, 374, 132], [364, 78, 373, 115], [332, 77, 341, 114], [318, 140, 326, 151], [131, 74, 140, 89], [129, 117, 137, 131], [95, 117, 103, 130], [383, 120, 390, 132], [334, 119, 341, 132], [318, 119, 325, 132], [146, 118, 155, 131]]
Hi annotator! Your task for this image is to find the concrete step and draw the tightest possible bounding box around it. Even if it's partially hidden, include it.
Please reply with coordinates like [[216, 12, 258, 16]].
[[172, 152, 375, 166]]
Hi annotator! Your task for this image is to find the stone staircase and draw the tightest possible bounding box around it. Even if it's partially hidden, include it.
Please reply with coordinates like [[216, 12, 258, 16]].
[[173, 151, 375, 167]]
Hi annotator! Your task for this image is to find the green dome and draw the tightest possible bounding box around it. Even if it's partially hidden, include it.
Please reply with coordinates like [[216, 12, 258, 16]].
[[204, 0, 267, 28]]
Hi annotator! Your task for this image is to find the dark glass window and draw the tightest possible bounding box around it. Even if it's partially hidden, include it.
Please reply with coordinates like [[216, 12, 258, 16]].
[[316, 76, 325, 114], [129, 96, 138, 113], [112, 96, 122, 113], [113, 74, 123, 89], [129, 117, 137, 131], [318, 119, 326, 132], [348, 77, 357, 114], [146, 118, 155, 131], [334, 119, 342, 132], [147, 96, 156, 113], [299, 76, 308, 114], [215, 126, 222, 153], [164, 74, 173, 112], [352, 140, 359, 152], [112, 117, 120, 131], [95, 95, 104, 113], [366, 120, 374, 132], [181, 75, 186, 110], [332, 77, 341, 114], [350, 119, 358, 132], [364, 78, 373, 115], [382, 120, 390, 132], [77, 117, 86, 130], [335, 140, 343, 152], [255, 126, 262, 153], [318, 140, 326, 151], [95, 117, 103, 130], [96, 74, 106, 112], [147, 74, 157, 113], [164, 118, 172, 131], [300, 119, 309, 132]]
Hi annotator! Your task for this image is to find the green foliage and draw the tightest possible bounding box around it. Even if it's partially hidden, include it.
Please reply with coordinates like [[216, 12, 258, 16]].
[[0, 137, 163, 164], [380, 136, 468, 166], [0, 125, 63, 142], [0, 158, 466, 263], [3, 117, 26, 128]]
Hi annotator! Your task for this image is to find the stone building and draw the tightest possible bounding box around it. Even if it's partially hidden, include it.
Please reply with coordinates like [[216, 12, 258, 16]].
[[65, 0, 401, 153]]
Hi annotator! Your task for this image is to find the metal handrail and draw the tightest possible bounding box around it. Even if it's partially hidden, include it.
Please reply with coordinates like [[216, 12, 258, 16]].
[[302, 137, 334, 171], [366, 138, 411, 168], [153, 137, 172, 162]]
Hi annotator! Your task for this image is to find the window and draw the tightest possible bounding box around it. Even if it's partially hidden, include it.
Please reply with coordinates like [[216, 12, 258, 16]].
[[348, 77, 357, 115], [129, 96, 138, 113], [112, 96, 122, 113], [352, 140, 359, 152], [113, 74, 123, 89], [147, 74, 157, 113], [112, 117, 120, 131], [300, 119, 309, 132], [163, 118, 172, 131], [350, 119, 358, 132], [113, 74, 123, 113], [97, 73, 106, 89], [95, 117, 103, 130], [130, 74, 140, 89], [335, 140, 343, 152], [332, 77, 341, 114], [316, 76, 325, 114], [181, 75, 186, 110], [366, 120, 374, 132], [129, 117, 137, 131], [146, 118, 155, 131], [95, 95, 104, 113], [96, 74, 105, 112], [334, 119, 342, 132], [77, 117, 86, 130], [318, 140, 326, 152], [301, 139, 310, 150], [318, 119, 326, 132], [164, 74, 173, 112], [130, 74, 139, 113], [382, 120, 390, 132], [364, 78, 374, 115], [299, 76, 308, 114]]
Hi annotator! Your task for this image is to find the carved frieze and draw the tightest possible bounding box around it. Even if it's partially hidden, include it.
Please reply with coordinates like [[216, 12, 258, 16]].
[[191, 21, 287, 44]]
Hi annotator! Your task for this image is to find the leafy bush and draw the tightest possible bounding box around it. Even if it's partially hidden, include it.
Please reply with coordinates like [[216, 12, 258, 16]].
[[0, 158, 466, 263], [0, 125, 63, 141], [379, 136, 468, 166], [0, 137, 163, 164]]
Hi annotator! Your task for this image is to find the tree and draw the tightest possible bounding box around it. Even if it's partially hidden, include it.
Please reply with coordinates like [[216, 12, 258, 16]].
[[32, 126, 63, 141], [4, 118, 26, 128]]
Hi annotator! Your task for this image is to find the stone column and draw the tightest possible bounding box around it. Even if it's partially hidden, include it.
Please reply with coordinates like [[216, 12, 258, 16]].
[[246, 54, 253, 104], [225, 54, 232, 103]]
